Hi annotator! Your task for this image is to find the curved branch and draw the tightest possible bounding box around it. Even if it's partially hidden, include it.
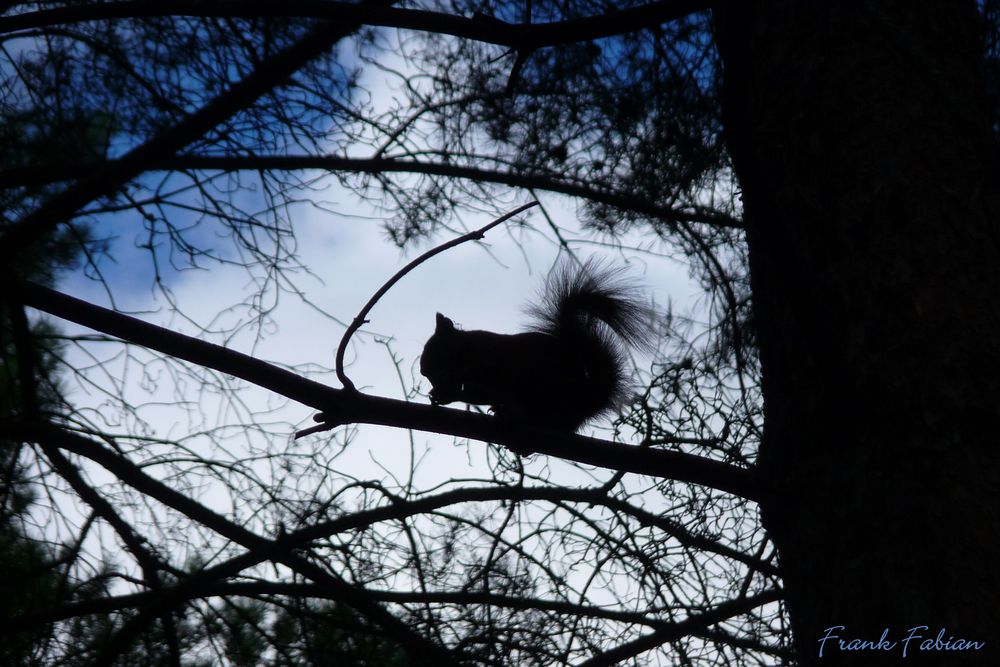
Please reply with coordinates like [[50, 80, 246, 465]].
[[15, 281, 760, 500], [334, 201, 538, 391]]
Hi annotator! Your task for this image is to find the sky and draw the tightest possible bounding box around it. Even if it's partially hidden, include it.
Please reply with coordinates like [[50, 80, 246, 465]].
[[52, 182, 701, 523], [36, 31, 712, 570], [5, 23, 771, 658]]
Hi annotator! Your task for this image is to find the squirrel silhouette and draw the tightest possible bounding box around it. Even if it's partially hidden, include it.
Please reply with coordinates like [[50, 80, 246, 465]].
[[420, 259, 653, 432]]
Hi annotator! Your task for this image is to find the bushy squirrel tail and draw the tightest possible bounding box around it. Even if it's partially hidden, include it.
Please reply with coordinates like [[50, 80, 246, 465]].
[[528, 258, 653, 349], [527, 258, 654, 420]]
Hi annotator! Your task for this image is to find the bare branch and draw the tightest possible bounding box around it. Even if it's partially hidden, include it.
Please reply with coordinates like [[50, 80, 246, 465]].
[[5, 420, 463, 667], [0, 155, 743, 229], [333, 201, 538, 392], [578, 591, 784, 667], [0, 0, 392, 257], [0, 0, 711, 46], [17, 281, 760, 499]]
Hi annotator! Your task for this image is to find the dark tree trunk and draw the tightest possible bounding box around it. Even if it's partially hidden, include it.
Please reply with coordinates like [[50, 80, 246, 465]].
[[715, 2, 1000, 664]]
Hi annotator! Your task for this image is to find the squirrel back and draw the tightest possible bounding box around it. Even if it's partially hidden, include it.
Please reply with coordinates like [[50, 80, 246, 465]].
[[420, 259, 653, 432]]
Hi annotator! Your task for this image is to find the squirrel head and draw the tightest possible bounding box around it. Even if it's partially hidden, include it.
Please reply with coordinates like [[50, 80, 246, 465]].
[[420, 313, 460, 405]]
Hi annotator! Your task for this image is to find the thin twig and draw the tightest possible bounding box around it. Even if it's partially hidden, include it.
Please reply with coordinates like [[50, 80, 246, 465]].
[[334, 201, 539, 391]]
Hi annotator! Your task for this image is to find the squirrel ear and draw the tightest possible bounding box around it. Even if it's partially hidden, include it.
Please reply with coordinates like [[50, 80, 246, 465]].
[[435, 313, 455, 332]]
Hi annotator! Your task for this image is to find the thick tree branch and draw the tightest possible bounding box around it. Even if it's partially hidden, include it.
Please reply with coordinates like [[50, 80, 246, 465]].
[[7, 578, 782, 638], [0, 0, 392, 258], [578, 589, 784, 667], [4, 295, 182, 663], [16, 281, 760, 500], [36, 444, 185, 665], [20, 578, 782, 639], [1, 481, 773, 635], [0, 155, 742, 229], [0, 0, 711, 46], [180, 154, 741, 229], [3, 420, 461, 667]]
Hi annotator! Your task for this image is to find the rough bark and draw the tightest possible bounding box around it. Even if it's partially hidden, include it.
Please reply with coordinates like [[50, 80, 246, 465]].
[[715, 2, 1000, 663]]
